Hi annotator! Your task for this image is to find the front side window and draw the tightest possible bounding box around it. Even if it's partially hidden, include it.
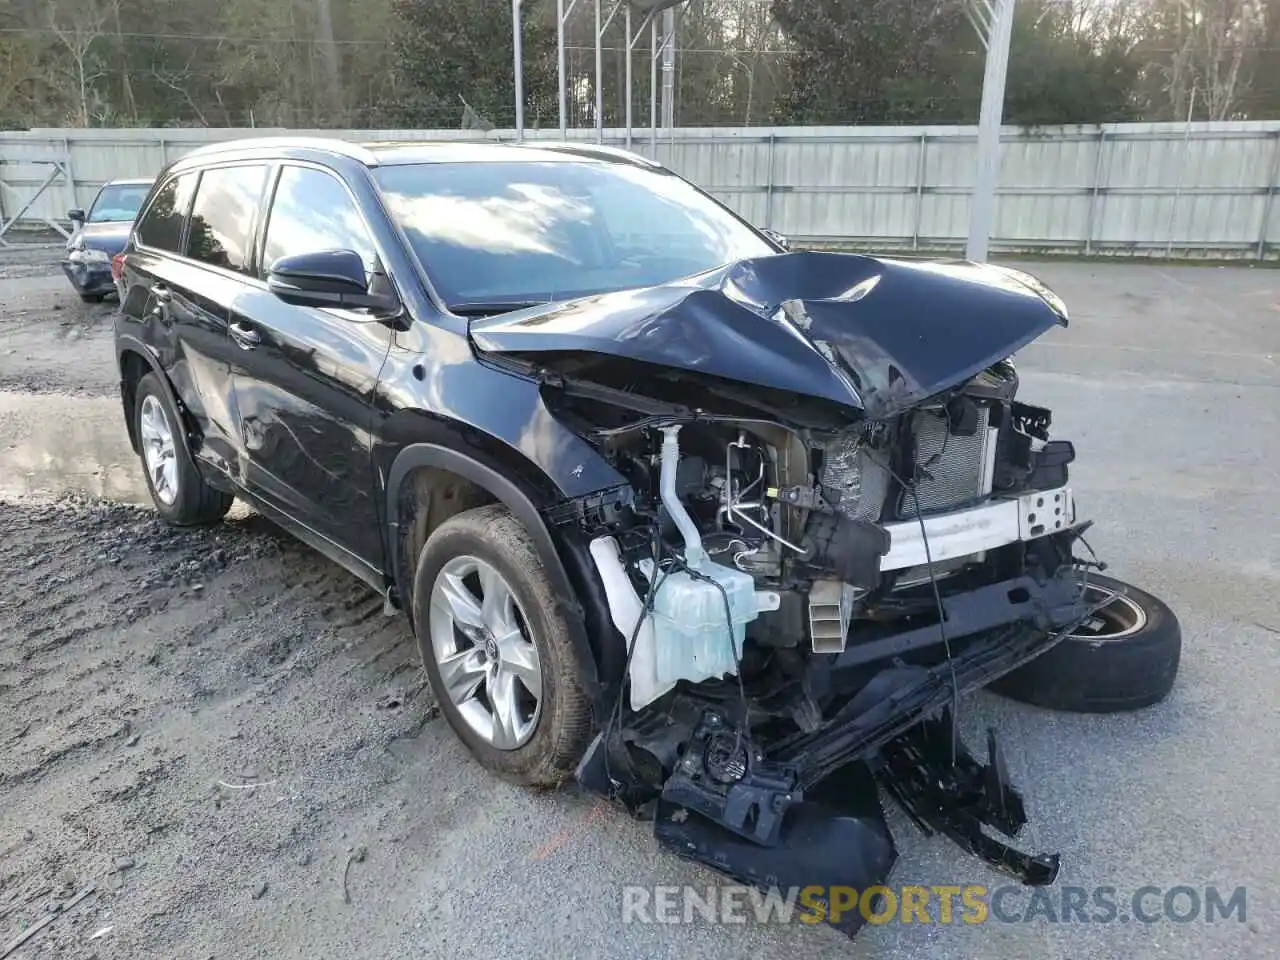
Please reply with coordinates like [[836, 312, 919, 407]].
[[185, 165, 269, 274], [261, 166, 376, 280], [374, 160, 772, 309], [134, 174, 197, 253], [89, 183, 151, 223]]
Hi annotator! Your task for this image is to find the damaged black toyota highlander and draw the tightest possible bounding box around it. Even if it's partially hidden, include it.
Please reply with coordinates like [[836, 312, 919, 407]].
[[114, 139, 1181, 939]]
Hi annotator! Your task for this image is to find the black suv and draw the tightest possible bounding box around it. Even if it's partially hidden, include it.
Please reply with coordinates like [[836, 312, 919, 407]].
[[115, 138, 1179, 930]]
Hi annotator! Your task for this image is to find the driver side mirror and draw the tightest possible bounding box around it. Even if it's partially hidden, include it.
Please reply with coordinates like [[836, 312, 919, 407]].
[[761, 228, 790, 251], [68, 208, 86, 224], [266, 249, 400, 314]]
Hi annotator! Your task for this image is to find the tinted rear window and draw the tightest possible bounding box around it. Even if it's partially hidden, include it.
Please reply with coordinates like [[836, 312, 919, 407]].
[[186, 165, 270, 274], [134, 174, 197, 253]]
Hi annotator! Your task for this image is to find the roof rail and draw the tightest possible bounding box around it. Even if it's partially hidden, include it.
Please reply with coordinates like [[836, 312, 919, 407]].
[[178, 136, 380, 166], [534, 142, 665, 169]]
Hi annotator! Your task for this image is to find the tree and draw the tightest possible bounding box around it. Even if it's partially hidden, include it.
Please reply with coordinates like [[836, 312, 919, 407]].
[[389, 0, 559, 129], [46, 0, 113, 126], [1002, 0, 1142, 125], [769, 0, 977, 123], [769, 0, 1144, 125], [1133, 0, 1268, 120]]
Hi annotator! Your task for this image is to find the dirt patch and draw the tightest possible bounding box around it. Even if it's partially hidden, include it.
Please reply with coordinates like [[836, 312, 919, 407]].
[[0, 495, 438, 958], [0, 251, 119, 397]]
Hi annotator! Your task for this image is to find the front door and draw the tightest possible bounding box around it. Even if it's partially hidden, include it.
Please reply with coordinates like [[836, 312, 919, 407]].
[[229, 163, 392, 569]]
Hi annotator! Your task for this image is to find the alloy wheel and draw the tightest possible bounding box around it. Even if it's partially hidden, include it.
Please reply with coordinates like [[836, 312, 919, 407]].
[[428, 555, 543, 749], [138, 394, 179, 506]]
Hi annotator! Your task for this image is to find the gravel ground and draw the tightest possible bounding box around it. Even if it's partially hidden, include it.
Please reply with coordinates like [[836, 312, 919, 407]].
[[1, 250, 1278, 959], [0, 247, 119, 397]]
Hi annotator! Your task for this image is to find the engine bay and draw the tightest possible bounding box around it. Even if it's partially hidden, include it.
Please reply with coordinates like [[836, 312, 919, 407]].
[[542, 361, 1102, 937]]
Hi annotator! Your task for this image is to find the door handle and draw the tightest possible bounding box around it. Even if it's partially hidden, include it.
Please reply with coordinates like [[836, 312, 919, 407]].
[[229, 321, 261, 350]]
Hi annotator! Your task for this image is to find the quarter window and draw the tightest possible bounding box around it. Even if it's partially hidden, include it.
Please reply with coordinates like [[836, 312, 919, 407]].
[[185, 165, 269, 274], [134, 174, 196, 253], [261, 166, 375, 280]]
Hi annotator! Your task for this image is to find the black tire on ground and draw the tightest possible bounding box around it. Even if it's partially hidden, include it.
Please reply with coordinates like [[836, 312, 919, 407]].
[[412, 503, 593, 787], [989, 574, 1181, 712], [79, 291, 105, 303], [133, 372, 234, 526]]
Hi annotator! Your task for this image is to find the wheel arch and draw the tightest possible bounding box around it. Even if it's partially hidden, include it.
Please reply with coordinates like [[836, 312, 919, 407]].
[[116, 336, 180, 455], [386, 443, 604, 700]]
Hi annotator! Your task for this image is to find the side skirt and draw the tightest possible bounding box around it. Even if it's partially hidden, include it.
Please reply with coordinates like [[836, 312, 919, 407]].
[[233, 485, 391, 599]]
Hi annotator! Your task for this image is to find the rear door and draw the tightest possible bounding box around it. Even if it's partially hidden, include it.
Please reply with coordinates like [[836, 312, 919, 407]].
[[124, 168, 269, 480], [169, 163, 272, 481], [227, 163, 392, 569]]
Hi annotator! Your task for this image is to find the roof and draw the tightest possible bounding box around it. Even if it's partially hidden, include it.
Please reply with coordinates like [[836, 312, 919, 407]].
[[365, 141, 664, 170], [174, 136, 663, 172]]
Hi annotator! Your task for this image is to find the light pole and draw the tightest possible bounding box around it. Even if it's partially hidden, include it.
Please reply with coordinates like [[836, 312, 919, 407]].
[[965, 0, 1016, 262], [514, 0, 688, 147], [512, 0, 525, 140]]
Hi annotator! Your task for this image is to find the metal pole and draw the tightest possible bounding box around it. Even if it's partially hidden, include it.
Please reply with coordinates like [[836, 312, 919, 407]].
[[661, 6, 675, 131], [558, 0, 567, 139], [764, 134, 776, 230], [913, 132, 928, 251], [595, 0, 603, 143], [625, 5, 633, 149], [1084, 128, 1107, 255], [650, 18, 658, 154], [512, 0, 525, 141], [1257, 131, 1280, 260], [966, 0, 1015, 262], [1166, 86, 1196, 258]]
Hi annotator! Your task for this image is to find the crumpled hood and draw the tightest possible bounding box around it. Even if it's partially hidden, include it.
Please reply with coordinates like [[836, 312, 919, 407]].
[[469, 251, 1067, 419]]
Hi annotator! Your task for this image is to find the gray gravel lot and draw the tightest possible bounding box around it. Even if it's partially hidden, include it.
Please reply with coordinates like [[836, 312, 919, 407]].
[[0, 250, 1277, 959]]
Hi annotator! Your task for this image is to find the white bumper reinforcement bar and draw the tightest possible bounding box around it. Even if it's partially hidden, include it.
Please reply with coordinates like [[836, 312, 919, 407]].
[[879, 486, 1077, 572]]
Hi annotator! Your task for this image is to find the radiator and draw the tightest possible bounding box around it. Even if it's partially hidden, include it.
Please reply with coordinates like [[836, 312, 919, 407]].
[[899, 406, 993, 517]]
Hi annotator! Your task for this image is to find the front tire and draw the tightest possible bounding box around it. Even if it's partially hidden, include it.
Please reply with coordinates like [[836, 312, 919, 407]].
[[989, 574, 1181, 712], [133, 372, 233, 526], [412, 504, 593, 787]]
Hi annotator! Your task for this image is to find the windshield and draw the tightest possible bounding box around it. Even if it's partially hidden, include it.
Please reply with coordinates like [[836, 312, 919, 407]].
[[88, 184, 150, 223], [374, 160, 774, 309]]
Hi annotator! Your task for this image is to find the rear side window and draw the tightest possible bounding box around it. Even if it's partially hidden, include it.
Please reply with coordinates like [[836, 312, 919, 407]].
[[186, 165, 270, 274], [135, 174, 196, 252], [261, 166, 376, 280]]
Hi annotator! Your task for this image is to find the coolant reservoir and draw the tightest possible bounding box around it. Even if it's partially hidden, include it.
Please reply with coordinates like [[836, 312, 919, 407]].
[[644, 556, 759, 689]]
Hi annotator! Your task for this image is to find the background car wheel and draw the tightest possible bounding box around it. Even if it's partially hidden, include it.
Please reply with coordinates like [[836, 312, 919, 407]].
[[412, 503, 593, 787], [989, 573, 1181, 712], [134, 372, 233, 526], [79, 292, 105, 303]]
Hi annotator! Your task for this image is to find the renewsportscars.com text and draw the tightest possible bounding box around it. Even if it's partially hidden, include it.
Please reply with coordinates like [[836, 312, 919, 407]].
[[620, 884, 1247, 926]]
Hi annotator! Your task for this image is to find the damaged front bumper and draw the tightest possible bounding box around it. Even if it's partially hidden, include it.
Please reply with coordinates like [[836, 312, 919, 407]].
[[577, 555, 1095, 937], [60, 257, 116, 297]]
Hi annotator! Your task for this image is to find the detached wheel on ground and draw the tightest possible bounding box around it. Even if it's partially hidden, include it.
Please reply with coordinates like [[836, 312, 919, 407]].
[[133, 372, 233, 525], [989, 573, 1181, 712], [412, 504, 593, 787]]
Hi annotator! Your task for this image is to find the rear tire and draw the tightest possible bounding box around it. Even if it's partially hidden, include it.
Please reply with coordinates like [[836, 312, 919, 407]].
[[133, 372, 233, 526], [79, 291, 105, 303], [989, 574, 1181, 712], [412, 504, 593, 787]]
